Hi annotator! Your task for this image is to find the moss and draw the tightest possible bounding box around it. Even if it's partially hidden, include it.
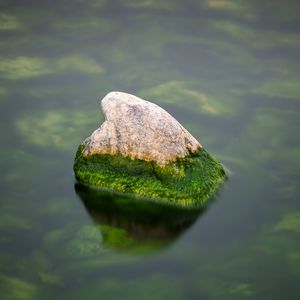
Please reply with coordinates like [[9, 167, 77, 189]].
[[74, 145, 226, 207]]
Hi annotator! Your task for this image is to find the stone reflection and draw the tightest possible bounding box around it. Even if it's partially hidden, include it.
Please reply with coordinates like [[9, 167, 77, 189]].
[[75, 183, 206, 252]]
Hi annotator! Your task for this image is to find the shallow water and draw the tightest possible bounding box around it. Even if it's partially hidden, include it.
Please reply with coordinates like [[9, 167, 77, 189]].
[[0, 0, 300, 299]]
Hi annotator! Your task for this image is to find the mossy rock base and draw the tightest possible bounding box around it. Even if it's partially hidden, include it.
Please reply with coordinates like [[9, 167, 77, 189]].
[[73, 145, 226, 207]]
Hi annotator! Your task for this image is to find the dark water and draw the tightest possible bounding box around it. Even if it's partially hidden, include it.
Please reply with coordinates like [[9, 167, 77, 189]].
[[0, 0, 300, 299]]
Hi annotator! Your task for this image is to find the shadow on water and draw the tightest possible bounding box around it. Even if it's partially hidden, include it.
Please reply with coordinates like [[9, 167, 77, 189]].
[[74, 182, 210, 253]]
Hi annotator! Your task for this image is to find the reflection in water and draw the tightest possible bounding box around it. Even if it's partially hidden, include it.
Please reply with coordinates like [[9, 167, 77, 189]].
[[75, 183, 207, 252]]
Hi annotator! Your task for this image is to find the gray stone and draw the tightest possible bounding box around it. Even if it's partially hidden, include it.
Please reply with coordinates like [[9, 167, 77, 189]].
[[83, 91, 202, 166]]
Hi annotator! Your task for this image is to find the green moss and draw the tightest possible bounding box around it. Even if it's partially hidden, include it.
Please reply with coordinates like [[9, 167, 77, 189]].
[[74, 145, 226, 207]]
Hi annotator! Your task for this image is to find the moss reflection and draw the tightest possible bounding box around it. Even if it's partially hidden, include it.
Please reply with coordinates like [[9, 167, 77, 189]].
[[75, 183, 206, 252]]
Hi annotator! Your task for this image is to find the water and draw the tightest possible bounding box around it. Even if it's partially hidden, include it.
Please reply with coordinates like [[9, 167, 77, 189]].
[[0, 0, 299, 299]]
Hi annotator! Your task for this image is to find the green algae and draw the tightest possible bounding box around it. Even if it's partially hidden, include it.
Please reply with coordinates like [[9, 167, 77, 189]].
[[252, 77, 300, 100], [140, 81, 244, 118], [202, 0, 257, 21], [66, 225, 104, 257], [273, 212, 300, 233], [74, 145, 225, 207], [0, 276, 38, 300], [38, 271, 63, 287], [122, 0, 181, 10], [16, 109, 100, 151], [0, 55, 105, 81], [229, 283, 254, 297], [0, 57, 51, 80], [55, 55, 105, 75], [288, 252, 300, 276], [0, 215, 33, 231], [0, 13, 22, 30]]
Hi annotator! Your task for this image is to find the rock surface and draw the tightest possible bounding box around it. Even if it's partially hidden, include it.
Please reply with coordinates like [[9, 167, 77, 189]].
[[74, 91, 226, 207], [83, 91, 202, 166]]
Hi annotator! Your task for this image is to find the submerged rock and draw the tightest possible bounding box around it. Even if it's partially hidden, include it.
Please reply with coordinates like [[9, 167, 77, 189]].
[[74, 92, 226, 207]]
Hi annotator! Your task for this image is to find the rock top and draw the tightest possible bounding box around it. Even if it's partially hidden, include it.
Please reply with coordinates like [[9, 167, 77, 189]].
[[83, 91, 202, 166]]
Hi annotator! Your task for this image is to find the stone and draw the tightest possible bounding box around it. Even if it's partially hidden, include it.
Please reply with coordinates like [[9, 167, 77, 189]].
[[83, 91, 201, 166], [74, 92, 226, 207]]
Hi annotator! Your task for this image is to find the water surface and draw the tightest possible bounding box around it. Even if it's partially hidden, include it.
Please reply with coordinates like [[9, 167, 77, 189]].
[[0, 0, 300, 299]]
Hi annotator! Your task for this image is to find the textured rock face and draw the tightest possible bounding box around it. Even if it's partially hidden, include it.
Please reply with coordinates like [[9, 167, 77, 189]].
[[83, 91, 202, 166]]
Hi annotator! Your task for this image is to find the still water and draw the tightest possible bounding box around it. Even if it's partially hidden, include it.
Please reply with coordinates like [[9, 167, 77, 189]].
[[0, 0, 299, 299]]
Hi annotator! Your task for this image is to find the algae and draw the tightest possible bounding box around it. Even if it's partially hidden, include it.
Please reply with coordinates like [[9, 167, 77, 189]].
[[55, 55, 105, 75], [66, 225, 104, 257], [0, 276, 38, 300], [74, 144, 225, 207], [0, 57, 51, 80], [203, 0, 257, 21], [0, 13, 22, 30], [16, 109, 100, 151], [140, 81, 244, 117]]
